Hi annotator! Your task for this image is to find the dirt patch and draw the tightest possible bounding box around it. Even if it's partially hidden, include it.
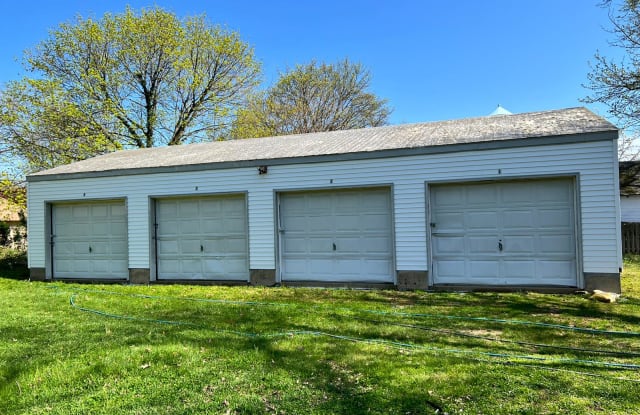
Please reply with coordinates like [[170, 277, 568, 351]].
[[459, 329, 503, 338]]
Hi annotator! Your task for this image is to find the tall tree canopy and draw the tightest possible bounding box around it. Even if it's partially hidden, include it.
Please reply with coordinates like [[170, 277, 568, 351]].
[[0, 6, 260, 175], [583, 1, 640, 159], [231, 59, 391, 139], [584, 2, 640, 130]]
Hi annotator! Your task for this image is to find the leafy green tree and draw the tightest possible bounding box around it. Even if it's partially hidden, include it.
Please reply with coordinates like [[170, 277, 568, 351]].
[[231, 59, 391, 138], [0, 79, 118, 171], [0, 6, 260, 169]]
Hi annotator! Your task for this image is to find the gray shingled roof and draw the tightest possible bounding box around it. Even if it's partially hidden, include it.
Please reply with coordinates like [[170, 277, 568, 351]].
[[28, 107, 617, 181]]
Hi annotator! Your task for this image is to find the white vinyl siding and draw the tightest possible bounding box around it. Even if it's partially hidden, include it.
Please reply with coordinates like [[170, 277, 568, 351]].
[[621, 196, 640, 222], [51, 200, 128, 279], [155, 195, 248, 280], [279, 188, 393, 283], [27, 139, 620, 284]]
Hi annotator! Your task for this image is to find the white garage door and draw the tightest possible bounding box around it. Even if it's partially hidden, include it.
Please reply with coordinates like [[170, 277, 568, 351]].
[[279, 188, 394, 283], [52, 200, 128, 279], [155, 195, 248, 280], [430, 178, 577, 286]]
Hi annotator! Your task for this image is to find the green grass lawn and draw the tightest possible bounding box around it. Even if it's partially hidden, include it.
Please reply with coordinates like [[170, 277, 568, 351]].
[[2, 263, 640, 414]]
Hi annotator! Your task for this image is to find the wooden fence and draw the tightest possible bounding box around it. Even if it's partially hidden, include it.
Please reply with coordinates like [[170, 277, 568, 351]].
[[622, 222, 640, 254]]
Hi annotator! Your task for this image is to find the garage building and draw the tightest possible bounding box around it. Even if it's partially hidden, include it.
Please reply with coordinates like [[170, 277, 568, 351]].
[[26, 107, 622, 292]]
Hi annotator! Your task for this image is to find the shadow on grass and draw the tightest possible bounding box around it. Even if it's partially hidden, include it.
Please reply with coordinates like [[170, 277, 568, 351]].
[[3, 285, 639, 415]]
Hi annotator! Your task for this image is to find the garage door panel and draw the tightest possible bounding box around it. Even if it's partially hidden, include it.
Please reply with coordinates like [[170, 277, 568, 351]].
[[91, 242, 109, 254], [469, 261, 500, 278], [160, 221, 179, 236], [72, 223, 91, 235], [223, 197, 244, 211], [537, 235, 574, 254], [283, 237, 309, 253], [73, 206, 90, 218], [503, 210, 534, 228], [433, 187, 464, 207], [361, 236, 393, 253], [363, 260, 395, 277], [435, 260, 466, 279], [224, 217, 245, 232], [469, 236, 499, 254], [179, 219, 200, 234], [537, 209, 572, 228], [503, 236, 535, 253], [334, 237, 362, 253], [158, 259, 179, 273], [284, 217, 309, 232], [156, 195, 248, 281], [435, 212, 465, 231], [178, 201, 198, 217], [283, 259, 307, 274], [72, 242, 87, 254], [467, 211, 498, 229], [502, 261, 535, 278], [433, 236, 465, 254], [309, 259, 333, 277], [55, 206, 72, 220], [432, 179, 577, 286], [501, 183, 533, 203], [93, 260, 110, 273], [201, 218, 223, 233], [91, 205, 108, 217], [72, 260, 91, 273], [467, 185, 498, 204], [53, 200, 128, 279], [538, 261, 575, 279], [335, 215, 360, 231], [158, 201, 178, 217], [92, 222, 109, 234], [335, 193, 360, 209], [308, 216, 332, 232], [158, 240, 178, 254], [203, 259, 225, 274], [333, 259, 362, 277], [180, 239, 201, 253], [200, 199, 222, 215], [307, 238, 333, 252], [280, 188, 394, 283]]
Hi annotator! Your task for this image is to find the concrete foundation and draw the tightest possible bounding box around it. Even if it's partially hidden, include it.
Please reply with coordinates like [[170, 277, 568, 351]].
[[29, 267, 46, 281], [129, 268, 150, 284], [250, 269, 277, 286], [584, 272, 621, 294], [397, 270, 429, 291]]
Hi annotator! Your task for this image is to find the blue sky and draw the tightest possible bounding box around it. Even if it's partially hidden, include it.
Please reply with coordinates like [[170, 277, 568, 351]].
[[0, 0, 624, 125]]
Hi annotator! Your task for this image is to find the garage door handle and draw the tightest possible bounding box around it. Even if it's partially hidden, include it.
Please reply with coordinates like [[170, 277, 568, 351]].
[[89, 246, 92, 253], [200, 245, 204, 252], [498, 240, 503, 252], [332, 243, 337, 251]]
